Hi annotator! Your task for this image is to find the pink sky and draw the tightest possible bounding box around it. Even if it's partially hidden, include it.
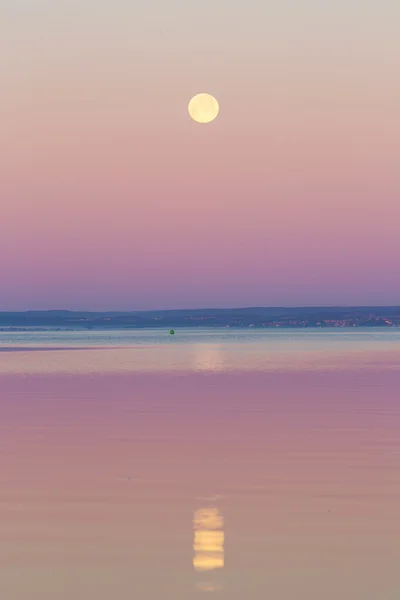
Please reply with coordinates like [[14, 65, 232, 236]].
[[1, 0, 399, 310]]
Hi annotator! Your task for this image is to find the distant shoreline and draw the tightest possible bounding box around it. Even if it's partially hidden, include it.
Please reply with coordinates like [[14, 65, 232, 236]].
[[0, 307, 399, 329]]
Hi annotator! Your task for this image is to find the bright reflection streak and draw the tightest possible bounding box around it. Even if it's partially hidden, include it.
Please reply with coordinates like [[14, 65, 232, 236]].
[[192, 345, 224, 372], [193, 505, 224, 591]]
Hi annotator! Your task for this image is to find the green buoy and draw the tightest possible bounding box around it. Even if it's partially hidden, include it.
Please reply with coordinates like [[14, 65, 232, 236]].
[[170, 329, 175, 335]]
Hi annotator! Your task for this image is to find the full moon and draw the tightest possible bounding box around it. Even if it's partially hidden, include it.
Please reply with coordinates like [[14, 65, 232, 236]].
[[188, 93, 219, 124]]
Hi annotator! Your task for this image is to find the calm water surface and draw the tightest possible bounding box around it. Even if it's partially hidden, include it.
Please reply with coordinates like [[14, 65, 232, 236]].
[[0, 329, 399, 599], [0, 328, 399, 374]]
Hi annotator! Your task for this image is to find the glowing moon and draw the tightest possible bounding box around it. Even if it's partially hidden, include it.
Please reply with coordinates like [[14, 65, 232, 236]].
[[188, 93, 219, 124]]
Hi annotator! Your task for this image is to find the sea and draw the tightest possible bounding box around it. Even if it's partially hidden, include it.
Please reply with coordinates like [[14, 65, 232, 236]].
[[1, 328, 399, 599]]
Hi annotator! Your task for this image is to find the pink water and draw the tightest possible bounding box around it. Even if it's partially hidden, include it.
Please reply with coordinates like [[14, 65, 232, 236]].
[[0, 334, 399, 598]]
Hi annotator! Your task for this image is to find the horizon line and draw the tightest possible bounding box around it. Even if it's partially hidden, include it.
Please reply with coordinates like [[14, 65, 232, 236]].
[[0, 305, 399, 314]]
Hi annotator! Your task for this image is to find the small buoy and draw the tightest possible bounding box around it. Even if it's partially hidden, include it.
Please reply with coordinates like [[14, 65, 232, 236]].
[[170, 329, 175, 335]]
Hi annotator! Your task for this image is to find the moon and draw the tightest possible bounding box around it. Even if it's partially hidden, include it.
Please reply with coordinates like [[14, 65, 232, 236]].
[[188, 93, 219, 124]]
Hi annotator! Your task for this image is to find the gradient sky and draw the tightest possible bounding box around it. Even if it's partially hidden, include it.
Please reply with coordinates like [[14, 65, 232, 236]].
[[2, 0, 399, 310]]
